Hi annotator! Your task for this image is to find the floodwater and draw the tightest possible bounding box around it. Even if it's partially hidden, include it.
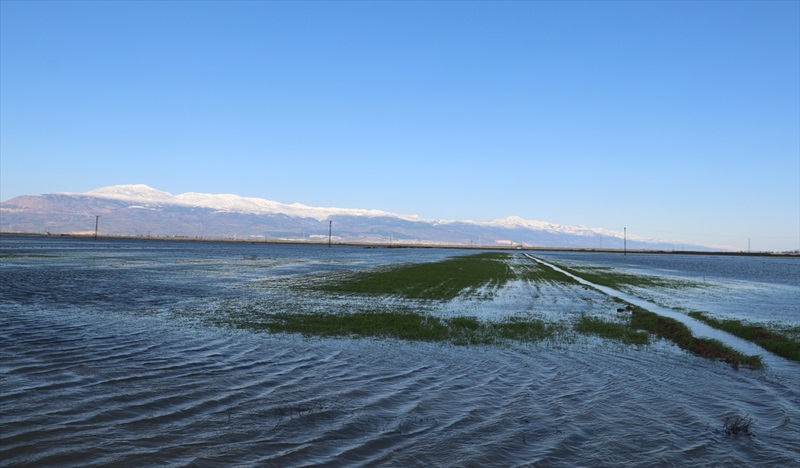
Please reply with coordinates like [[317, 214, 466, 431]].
[[1, 236, 799, 466]]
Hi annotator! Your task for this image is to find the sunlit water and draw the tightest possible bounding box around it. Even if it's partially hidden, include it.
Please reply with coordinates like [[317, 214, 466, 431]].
[[1, 237, 798, 466]]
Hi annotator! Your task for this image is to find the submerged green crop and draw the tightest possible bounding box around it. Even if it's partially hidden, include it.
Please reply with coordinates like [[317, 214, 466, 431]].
[[688, 312, 800, 362], [574, 315, 650, 346], [253, 311, 561, 346], [552, 264, 703, 290], [632, 309, 763, 369], [211, 252, 769, 369], [318, 252, 516, 300]]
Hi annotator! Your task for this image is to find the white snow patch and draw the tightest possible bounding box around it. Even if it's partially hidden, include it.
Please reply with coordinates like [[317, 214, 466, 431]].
[[85, 184, 177, 204], [79, 184, 422, 222]]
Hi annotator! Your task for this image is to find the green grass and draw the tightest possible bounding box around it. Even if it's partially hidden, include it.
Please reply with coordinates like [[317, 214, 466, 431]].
[[317, 252, 584, 301], [553, 264, 703, 290], [0, 253, 59, 259], [264, 311, 451, 342], [517, 260, 583, 285], [492, 316, 564, 342], [688, 312, 800, 362], [232, 310, 562, 346], [318, 252, 516, 300], [780, 324, 800, 341], [632, 309, 763, 369], [209, 306, 765, 368], [574, 315, 650, 346], [214, 253, 769, 368]]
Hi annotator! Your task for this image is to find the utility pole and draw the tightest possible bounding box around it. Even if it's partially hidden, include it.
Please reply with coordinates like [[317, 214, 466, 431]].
[[328, 220, 332, 248], [623, 227, 627, 255], [94, 215, 99, 241]]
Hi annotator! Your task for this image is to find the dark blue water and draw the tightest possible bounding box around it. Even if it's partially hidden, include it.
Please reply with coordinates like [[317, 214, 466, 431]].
[[2, 236, 799, 466]]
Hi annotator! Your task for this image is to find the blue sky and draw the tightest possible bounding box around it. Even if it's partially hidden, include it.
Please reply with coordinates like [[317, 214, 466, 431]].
[[1, 1, 798, 251]]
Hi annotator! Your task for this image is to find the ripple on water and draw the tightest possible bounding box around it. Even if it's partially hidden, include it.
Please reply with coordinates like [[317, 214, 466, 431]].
[[2, 240, 799, 466], [2, 306, 800, 466]]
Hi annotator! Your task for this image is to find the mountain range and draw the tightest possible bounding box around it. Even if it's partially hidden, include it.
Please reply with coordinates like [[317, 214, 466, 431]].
[[1, 184, 710, 250]]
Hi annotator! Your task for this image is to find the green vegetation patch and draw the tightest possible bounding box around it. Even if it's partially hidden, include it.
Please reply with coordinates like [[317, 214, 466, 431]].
[[318, 252, 516, 300], [492, 316, 564, 342], [264, 311, 450, 342], [780, 324, 800, 342], [688, 312, 800, 362], [632, 309, 763, 369], [517, 260, 583, 285], [555, 264, 702, 290], [238, 310, 561, 346], [574, 315, 650, 346]]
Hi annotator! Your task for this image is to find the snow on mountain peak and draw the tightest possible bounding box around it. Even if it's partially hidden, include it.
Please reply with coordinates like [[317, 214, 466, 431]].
[[81, 184, 421, 222], [77, 185, 631, 240], [85, 184, 176, 203], [22, 184, 705, 248]]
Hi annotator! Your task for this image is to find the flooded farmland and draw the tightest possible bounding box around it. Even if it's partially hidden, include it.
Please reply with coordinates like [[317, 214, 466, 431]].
[[1, 236, 798, 466]]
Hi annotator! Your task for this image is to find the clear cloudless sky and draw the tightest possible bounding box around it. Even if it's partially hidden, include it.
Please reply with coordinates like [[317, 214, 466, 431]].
[[1, 0, 799, 251]]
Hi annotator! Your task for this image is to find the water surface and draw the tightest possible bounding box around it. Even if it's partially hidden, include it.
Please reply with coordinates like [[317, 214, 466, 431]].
[[2, 237, 798, 466]]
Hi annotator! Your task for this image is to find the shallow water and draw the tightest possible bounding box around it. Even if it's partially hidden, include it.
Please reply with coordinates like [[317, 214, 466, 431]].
[[2, 237, 799, 466], [534, 251, 800, 325]]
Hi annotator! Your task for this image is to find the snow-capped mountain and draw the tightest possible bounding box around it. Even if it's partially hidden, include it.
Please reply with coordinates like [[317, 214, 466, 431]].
[[85, 184, 422, 222], [1, 184, 708, 250]]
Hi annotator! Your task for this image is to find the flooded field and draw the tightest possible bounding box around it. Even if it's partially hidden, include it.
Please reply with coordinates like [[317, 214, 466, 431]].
[[1, 236, 799, 466]]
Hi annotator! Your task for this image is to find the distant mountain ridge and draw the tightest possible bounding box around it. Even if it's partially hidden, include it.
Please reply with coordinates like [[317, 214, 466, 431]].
[[83, 184, 422, 222], [1, 184, 711, 250]]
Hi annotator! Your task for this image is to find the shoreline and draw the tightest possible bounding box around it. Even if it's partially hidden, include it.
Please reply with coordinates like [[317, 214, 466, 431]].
[[1, 231, 798, 257]]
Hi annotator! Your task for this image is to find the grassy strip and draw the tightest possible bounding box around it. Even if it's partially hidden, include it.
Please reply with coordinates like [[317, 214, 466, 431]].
[[552, 263, 701, 290], [574, 315, 650, 346], [528, 258, 763, 368], [0, 253, 59, 259], [209, 306, 765, 370], [518, 260, 583, 285], [492, 316, 565, 342], [632, 309, 763, 369], [688, 312, 800, 362], [247, 311, 561, 346], [319, 252, 515, 300]]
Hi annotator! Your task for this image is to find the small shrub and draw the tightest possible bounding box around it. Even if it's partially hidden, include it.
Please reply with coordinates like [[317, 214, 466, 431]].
[[723, 415, 755, 436]]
